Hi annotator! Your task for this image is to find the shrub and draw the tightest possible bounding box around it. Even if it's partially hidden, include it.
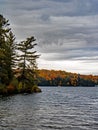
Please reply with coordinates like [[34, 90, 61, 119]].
[[17, 82, 23, 93], [0, 83, 7, 95], [10, 78, 19, 88], [7, 84, 16, 94]]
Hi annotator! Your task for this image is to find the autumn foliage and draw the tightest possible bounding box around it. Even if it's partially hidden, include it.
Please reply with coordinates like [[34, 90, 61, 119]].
[[38, 69, 98, 86]]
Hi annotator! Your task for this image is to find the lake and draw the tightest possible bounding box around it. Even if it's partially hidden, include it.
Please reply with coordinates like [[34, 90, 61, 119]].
[[0, 87, 98, 130]]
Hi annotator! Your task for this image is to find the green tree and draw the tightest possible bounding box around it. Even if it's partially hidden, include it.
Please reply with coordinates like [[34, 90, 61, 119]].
[[0, 15, 10, 84], [6, 31, 16, 81], [0, 15, 16, 85], [17, 36, 40, 92]]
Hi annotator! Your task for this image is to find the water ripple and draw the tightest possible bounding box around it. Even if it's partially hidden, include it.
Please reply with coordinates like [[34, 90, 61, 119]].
[[0, 87, 98, 130]]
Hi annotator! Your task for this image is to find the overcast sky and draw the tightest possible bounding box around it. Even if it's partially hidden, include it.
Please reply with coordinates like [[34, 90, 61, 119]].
[[1, 0, 98, 75]]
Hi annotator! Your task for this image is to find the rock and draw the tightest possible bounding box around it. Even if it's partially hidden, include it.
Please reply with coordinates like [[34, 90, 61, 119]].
[[32, 86, 42, 93]]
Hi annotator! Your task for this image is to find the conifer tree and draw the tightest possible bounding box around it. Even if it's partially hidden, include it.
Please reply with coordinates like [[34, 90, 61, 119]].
[[6, 31, 16, 81], [0, 15, 16, 85], [17, 36, 39, 91]]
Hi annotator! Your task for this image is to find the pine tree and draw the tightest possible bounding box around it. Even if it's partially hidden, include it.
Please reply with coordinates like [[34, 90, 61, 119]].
[[0, 15, 16, 85], [17, 36, 40, 92], [6, 31, 16, 81]]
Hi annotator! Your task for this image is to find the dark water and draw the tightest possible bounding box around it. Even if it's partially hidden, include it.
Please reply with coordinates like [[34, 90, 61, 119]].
[[0, 87, 98, 130]]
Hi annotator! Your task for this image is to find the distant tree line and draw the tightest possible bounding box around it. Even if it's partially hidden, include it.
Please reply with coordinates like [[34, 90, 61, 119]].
[[38, 69, 98, 86], [0, 14, 41, 95]]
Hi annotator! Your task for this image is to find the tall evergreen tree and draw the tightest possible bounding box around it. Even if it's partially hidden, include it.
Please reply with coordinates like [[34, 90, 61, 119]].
[[0, 15, 16, 85], [6, 31, 16, 81], [17, 36, 40, 91]]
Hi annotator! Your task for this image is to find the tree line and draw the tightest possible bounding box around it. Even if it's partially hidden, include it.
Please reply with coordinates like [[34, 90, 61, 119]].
[[0, 14, 41, 95], [38, 69, 98, 86]]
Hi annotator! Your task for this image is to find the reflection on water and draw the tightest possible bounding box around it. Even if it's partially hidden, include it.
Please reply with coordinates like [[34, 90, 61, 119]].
[[0, 87, 98, 130]]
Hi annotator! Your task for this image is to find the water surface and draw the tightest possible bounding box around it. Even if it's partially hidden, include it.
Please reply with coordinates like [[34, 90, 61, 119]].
[[0, 87, 98, 130]]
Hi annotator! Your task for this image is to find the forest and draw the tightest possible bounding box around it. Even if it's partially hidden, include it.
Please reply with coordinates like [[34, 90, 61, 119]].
[[38, 69, 98, 87], [0, 14, 41, 95]]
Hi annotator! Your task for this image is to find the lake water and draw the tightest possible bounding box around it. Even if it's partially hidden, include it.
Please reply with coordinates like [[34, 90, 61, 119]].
[[0, 87, 98, 130]]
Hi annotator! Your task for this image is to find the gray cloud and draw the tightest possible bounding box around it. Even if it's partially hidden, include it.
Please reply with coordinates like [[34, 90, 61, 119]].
[[1, 0, 98, 74]]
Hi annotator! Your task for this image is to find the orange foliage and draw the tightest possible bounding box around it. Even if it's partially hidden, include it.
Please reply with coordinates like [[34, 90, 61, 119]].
[[38, 69, 98, 86], [7, 84, 16, 93], [38, 69, 66, 80]]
